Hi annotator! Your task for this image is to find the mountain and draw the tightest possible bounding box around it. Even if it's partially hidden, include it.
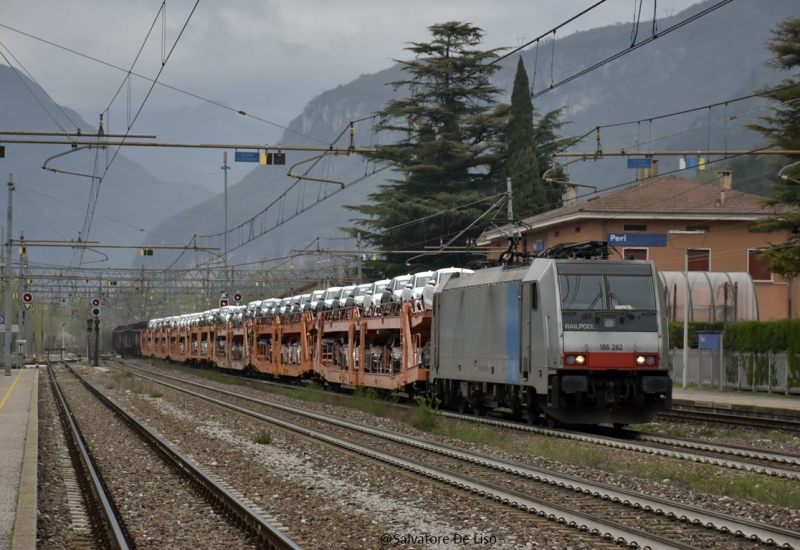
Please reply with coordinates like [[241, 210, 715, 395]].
[[0, 64, 214, 266], [143, 0, 796, 274]]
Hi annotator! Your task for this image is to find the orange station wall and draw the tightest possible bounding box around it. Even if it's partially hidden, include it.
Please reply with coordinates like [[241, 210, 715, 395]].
[[509, 218, 797, 320]]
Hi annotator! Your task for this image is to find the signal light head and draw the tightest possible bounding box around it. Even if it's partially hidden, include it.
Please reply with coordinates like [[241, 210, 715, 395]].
[[23, 292, 32, 303], [220, 299, 229, 307], [234, 293, 242, 303], [91, 307, 101, 317], [92, 298, 100, 307]]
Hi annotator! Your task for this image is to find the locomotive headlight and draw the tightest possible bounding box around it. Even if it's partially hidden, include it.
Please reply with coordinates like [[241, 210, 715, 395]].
[[646, 356, 656, 365], [566, 355, 576, 365], [636, 355, 646, 365], [575, 355, 586, 365]]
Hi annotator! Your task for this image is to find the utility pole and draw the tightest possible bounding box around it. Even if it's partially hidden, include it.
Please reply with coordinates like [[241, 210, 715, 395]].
[[93, 317, 99, 367], [4, 174, 13, 376], [357, 233, 362, 285], [17, 237, 25, 369], [506, 177, 514, 239], [222, 152, 230, 290]]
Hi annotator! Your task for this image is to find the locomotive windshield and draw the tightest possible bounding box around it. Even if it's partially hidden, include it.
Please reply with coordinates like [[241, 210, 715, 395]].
[[606, 275, 655, 311], [559, 275, 606, 311], [560, 274, 655, 312]]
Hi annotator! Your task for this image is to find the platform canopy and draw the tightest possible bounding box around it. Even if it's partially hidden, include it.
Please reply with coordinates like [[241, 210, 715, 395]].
[[658, 271, 758, 322]]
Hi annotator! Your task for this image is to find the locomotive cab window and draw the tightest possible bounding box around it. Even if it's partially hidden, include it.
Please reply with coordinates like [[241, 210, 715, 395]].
[[559, 274, 606, 311], [606, 275, 655, 311]]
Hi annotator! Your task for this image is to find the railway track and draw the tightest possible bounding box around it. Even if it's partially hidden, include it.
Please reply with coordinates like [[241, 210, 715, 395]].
[[51, 363, 303, 550], [112, 360, 800, 550], [48, 364, 130, 549], [657, 407, 800, 434], [175, 360, 800, 479]]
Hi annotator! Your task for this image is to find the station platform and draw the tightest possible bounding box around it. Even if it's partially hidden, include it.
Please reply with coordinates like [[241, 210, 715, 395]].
[[672, 387, 800, 420], [0, 367, 38, 550]]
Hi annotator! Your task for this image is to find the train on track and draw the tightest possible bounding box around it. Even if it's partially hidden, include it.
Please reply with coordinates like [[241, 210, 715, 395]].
[[113, 241, 672, 426]]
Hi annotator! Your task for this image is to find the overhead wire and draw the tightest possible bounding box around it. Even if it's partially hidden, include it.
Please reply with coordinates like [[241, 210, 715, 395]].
[[79, 1, 201, 262], [0, 42, 79, 134], [0, 22, 327, 145], [531, 0, 734, 100], [350, 0, 609, 127]]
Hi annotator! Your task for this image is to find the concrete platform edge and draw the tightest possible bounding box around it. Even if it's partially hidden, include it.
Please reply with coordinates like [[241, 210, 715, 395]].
[[11, 370, 38, 550]]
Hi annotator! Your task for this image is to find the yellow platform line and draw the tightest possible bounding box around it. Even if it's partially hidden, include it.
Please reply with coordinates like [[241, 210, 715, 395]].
[[0, 369, 23, 411]]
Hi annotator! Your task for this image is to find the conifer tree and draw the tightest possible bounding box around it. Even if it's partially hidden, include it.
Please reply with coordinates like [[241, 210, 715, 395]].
[[747, 17, 800, 277], [346, 22, 507, 277], [500, 57, 569, 221]]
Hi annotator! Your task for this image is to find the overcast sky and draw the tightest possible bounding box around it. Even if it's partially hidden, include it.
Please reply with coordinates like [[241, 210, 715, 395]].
[[2, 0, 702, 141]]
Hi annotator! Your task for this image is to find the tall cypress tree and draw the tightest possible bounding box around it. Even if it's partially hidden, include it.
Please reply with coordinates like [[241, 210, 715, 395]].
[[499, 57, 569, 221], [504, 57, 547, 218], [346, 22, 507, 277]]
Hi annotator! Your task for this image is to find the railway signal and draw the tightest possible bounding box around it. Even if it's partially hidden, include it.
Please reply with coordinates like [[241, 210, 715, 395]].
[[91, 298, 101, 317], [23, 292, 32, 309], [234, 292, 242, 304], [219, 298, 229, 307]]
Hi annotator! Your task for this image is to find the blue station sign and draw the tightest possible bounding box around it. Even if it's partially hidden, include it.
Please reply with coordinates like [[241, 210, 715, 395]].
[[234, 151, 260, 163], [627, 157, 652, 169], [698, 333, 721, 349], [607, 233, 667, 247]]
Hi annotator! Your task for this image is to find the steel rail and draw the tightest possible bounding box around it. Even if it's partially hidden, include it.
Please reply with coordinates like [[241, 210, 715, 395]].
[[118, 362, 800, 549], [60, 363, 302, 550], [114, 367, 694, 550], [437, 411, 800, 479], [48, 364, 130, 550], [657, 408, 800, 434]]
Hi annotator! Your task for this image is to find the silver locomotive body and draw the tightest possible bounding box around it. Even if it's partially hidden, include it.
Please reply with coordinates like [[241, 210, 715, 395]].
[[430, 258, 671, 425]]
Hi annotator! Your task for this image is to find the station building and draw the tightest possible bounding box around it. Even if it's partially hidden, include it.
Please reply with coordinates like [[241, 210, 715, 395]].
[[479, 172, 798, 320]]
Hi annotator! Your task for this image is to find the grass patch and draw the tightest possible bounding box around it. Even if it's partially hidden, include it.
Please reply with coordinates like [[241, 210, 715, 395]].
[[352, 386, 387, 416], [433, 423, 510, 448], [293, 384, 331, 403], [252, 431, 272, 445], [769, 430, 794, 443], [149, 391, 164, 398], [521, 438, 800, 509], [526, 438, 611, 470], [407, 394, 440, 432]]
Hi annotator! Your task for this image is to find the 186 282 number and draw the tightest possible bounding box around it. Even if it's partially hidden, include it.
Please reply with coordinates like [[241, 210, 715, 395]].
[[600, 344, 623, 351]]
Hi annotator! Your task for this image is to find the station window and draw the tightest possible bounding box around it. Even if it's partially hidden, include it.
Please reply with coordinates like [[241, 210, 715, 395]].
[[575, 226, 581, 233], [748, 249, 772, 281], [623, 224, 648, 232], [688, 249, 710, 271], [554, 231, 560, 237], [622, 248, 648, 260]]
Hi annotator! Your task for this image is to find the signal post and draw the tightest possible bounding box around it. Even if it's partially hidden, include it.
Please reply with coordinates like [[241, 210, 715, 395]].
[[91, 298, 101, 366]]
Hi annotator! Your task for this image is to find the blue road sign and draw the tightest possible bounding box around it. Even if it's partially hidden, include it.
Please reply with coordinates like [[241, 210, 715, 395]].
[[234, 151, 259, 162], [0, 315, 4, 324], [627, 158, 652, 169]]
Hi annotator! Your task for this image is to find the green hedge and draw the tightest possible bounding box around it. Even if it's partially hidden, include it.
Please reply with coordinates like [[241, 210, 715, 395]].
[[723, 319, 800, 353], [667, 322, 724, 349], [668, 319, 800, 388]]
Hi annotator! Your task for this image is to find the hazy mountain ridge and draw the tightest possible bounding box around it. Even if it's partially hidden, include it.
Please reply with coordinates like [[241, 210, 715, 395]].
[[0, 64, 214, 266], [145, 0, 796, 272]]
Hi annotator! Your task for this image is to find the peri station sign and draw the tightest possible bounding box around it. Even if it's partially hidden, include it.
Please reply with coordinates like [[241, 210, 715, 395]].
[[607, 233, 667, 247]]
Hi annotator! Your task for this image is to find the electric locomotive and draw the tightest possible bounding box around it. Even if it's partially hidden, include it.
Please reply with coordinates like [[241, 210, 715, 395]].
[[430, 245, 671, 426]]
